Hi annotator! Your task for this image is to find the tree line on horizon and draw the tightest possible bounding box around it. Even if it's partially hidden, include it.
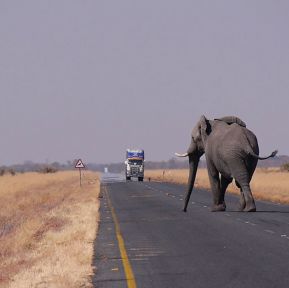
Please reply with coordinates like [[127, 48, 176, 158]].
[[1, 155, 289, 175]]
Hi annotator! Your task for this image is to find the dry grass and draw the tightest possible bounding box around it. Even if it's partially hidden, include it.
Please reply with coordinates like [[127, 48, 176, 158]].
[[145, 168, 289, 205], [0, 171, 100, 288]]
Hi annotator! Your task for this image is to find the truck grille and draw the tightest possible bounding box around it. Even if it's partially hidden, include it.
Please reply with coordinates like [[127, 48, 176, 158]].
[[131, 166, 139, 176]]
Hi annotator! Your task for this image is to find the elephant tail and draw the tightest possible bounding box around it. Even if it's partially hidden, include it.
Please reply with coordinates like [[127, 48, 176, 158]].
[[248, 149, 278, 160]]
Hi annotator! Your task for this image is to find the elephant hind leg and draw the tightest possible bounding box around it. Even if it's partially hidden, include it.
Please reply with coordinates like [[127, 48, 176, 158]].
[[232, 161, 256, 212], [244, 193, 256, 211], [241, 160, 257, 212], [239, 184, 256, 212]]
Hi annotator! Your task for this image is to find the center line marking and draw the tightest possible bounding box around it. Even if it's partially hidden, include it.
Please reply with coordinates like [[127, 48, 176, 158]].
[[104, 186, 137, 288]]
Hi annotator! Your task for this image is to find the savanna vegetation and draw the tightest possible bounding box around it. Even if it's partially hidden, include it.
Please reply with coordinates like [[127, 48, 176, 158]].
[[0, 171, 100, 288], [145, 168, 289, 205]]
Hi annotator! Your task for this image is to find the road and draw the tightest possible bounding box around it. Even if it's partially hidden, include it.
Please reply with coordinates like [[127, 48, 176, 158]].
[[92, 174, 289, 288]]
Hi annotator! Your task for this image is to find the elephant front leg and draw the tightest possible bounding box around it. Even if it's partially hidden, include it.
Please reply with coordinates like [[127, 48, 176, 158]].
[[208, 169, 226, 212]]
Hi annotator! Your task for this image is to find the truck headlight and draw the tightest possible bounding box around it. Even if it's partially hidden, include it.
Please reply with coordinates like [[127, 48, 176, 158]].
[[139, 166, 143, 172], [127, 166, 131, 171]]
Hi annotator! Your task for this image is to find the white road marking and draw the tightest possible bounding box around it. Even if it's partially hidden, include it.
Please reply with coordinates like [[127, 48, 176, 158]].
[[129, 247, 154, 250], [244, 221, 257, 226], [131, 195, 157, 198], [111, 268, 119, 271], [264, 229, 275, 234], [135, 253, 161, 257]]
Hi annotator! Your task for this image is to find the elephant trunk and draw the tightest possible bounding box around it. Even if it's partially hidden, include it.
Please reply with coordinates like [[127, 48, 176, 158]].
[[183, 156, 199, 212]]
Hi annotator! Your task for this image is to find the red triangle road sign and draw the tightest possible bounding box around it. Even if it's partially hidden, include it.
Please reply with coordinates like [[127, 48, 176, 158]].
[[75, 159, 85, 169]]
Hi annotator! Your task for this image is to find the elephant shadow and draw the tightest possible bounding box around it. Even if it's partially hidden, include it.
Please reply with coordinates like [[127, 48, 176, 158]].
[[256, 210, 289, 214], [227, 209, 289, 214]]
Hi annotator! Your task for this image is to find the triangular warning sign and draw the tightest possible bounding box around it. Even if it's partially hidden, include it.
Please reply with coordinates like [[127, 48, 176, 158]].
[[75, 159, 85, 168]]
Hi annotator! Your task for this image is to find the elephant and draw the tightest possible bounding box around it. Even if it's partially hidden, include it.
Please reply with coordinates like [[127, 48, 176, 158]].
[[176, 115, 277, 212]]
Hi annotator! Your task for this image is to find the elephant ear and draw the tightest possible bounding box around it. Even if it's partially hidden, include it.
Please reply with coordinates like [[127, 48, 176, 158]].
[[214, 116, 246, 127], [199, 115, 208, 143]]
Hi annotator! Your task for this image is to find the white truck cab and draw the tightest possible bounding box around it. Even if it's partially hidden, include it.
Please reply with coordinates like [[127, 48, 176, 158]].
[[125, 149, 144, 181]]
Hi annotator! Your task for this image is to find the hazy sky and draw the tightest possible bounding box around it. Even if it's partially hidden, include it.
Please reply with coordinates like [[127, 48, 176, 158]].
[[1, 1, 289, 165]]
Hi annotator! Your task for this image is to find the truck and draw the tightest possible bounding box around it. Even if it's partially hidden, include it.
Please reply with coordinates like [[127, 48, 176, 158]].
[[125, 149, 144, 181]]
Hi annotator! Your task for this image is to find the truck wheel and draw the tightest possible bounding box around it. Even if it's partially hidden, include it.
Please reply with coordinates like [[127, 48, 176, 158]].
[[126, 176, 131, 181], [138, 177, 143, 182]]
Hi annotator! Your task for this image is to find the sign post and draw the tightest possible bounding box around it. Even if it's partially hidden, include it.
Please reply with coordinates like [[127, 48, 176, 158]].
[[75, 159, 85, 187]]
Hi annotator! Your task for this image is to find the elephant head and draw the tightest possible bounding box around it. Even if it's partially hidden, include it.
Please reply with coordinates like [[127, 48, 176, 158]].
[[176, 115, 208, 212]]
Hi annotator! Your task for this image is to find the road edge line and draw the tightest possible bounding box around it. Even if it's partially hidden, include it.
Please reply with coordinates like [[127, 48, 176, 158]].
[[104, 186, 137, 288]]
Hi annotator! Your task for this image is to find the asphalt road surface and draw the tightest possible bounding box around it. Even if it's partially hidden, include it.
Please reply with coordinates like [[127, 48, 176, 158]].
[[92, 174, 289, 288]]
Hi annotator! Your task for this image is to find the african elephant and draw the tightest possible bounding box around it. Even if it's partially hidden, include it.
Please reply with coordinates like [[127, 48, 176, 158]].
[[176, 116, 277, 212]]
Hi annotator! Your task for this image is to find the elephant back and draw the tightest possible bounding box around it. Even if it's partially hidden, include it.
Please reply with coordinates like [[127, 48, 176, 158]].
[[214, 116, 246, 127]]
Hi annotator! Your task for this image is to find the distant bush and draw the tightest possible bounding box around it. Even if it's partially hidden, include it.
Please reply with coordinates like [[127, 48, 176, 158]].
[[281, 162, 289, 172], [39, 166, 58, 174], [0, 168, 5, 176], [8, 169, 16, 176]]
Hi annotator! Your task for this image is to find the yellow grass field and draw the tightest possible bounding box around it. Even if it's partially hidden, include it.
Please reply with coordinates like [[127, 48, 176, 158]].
[[0, 171, 100, 288], [145, 168, 289, 205]]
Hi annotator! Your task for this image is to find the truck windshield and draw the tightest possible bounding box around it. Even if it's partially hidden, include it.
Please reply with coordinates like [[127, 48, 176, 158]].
[[128, 160, 143, 165]]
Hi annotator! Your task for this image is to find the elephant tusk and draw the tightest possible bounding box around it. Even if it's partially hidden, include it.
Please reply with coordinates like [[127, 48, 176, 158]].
[[175, 152, 188, 157]]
